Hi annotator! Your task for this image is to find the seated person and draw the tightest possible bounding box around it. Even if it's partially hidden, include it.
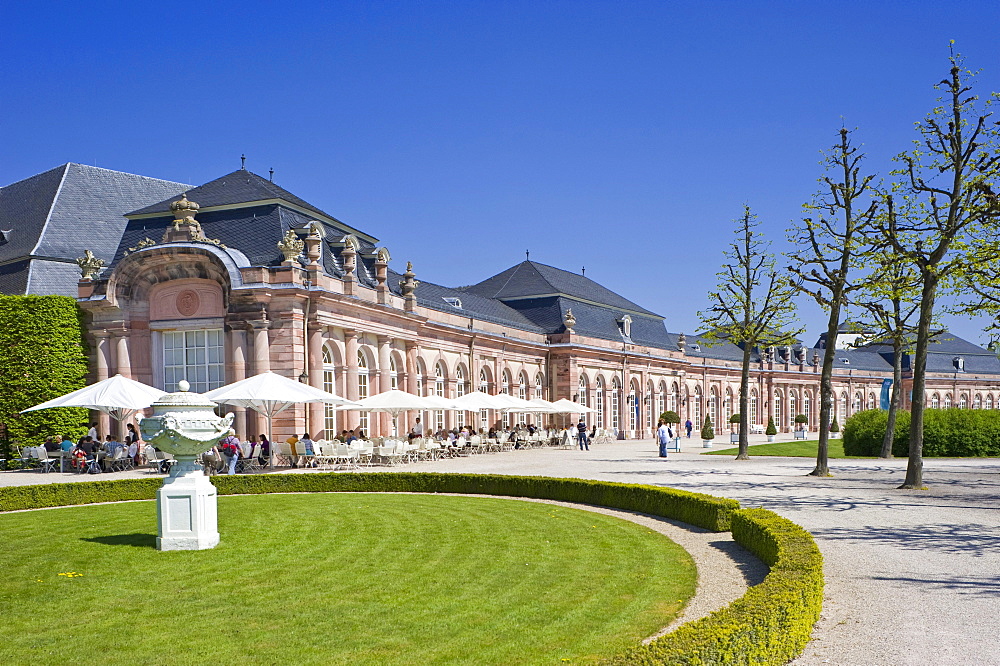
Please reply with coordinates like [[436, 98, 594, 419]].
[[258, 435, 271, 466], [60, 434, 74, 452], [105, 434, 123, 456], [344, 429, 357, 445], [298, 433, 317, 468], [355, 429, 367, 441], [43, 436, 59, 453]]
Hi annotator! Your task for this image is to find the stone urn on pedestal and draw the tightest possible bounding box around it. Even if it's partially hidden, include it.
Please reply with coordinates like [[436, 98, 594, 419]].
[[140, 381, 233, 551]]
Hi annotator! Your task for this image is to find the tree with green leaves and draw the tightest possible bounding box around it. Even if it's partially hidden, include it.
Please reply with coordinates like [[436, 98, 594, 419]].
[[787, 127, 880, 477], [881, 51, 1000, 489], [699, 205, 801, 460], [850, 234, 923, 459]]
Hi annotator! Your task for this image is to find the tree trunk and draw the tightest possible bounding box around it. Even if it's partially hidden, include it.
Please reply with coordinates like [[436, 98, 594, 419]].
[[901, 280, 936, 489], [737, 342, 752, 460], [810, 299, 841, 477], [880, 344, 904, 459]]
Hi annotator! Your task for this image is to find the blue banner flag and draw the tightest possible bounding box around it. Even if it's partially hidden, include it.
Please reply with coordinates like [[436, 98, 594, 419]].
[[880, 379, 893, 410]]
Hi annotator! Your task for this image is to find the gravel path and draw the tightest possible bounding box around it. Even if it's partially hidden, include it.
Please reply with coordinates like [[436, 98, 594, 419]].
[[6, 439, 999, 665]]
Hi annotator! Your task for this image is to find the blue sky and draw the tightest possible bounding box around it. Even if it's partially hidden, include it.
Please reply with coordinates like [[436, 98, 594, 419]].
[[4, 1, 1000, 345]]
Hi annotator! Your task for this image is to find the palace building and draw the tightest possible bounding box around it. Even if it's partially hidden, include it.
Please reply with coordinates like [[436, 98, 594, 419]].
[[4, 163, 1000, 440]]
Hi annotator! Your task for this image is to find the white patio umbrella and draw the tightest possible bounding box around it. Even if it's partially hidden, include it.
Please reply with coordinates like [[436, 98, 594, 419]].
[[452, 391, 509, 411], [21, 373, 167, 435], [550, 398, 598, 414], [202, 372, 358, 467], [338, 389, 440, 436], [527, 398, 562, 414]]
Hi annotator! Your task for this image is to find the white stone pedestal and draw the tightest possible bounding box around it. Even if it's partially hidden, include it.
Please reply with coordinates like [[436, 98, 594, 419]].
[[156, 457, 219, 551]]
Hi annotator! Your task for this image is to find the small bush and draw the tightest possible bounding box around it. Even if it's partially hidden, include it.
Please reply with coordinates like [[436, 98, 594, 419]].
[[660, 411, 681, 425], [829, 417, 840, 433], [700, 416, 714, 440], [843, 408, 1000, 457], [794, 413, 808, 424], [729, 413, 741, 424], [765, 416, 777, 436]]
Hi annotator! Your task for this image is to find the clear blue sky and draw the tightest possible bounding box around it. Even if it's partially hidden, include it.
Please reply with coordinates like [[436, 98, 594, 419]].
[[4, 1, 1000, 345]]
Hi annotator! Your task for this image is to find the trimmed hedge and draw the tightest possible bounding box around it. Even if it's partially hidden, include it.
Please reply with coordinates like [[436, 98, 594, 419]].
[[0, 295, 89, 455], [610, 508, 823, 665], [843, 408, 1000, 457], [0, 473, 738, 531], [0, 474, 823, 665]]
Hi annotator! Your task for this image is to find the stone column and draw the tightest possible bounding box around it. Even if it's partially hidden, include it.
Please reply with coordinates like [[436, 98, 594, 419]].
[[377, 336, 392, 435], [228, 326, 248, 438], [115, 332, 132, 379], [344, 330, 359, 429], [308, 324, 325, 439], [94, 332, 111, 438], [250, 320, 271, 374]]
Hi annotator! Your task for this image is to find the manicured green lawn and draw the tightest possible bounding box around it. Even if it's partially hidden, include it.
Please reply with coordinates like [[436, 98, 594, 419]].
[[704, 438, 862, 458], [0, 493, 695, 665]]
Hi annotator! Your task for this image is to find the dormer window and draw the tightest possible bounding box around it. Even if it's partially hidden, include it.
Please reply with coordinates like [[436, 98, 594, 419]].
[[954, 356, 965, 371], [691, 343, 701, 352], [617, 315, 632, 339], [840, 358, 850, 365], [443, 297, 462, 309]]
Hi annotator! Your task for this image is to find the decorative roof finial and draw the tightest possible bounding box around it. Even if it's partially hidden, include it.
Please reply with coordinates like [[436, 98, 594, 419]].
[[76, 250, 104, 280], [400, 261, 419, 297], [277, 229, 304, 263], [677, 332, 687, 352], [526, 250, 530, 261], [241, 154, 246, 170], [269, 167, 274, 182], [563, 309, 576, 334]]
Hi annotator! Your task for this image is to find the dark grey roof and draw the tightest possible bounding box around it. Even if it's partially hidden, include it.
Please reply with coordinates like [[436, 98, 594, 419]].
[[386, 269, 544, 333], [0, 163, 189, 295], [462, 261, 661, 317]]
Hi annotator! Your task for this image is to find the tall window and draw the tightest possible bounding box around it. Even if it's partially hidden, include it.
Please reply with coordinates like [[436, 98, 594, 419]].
[[322, 346, 337, 440], [960, 394, 968, 409], [944, 394, 952, 409], [357, 351, 369, 434], [579, 375, 588, 407], [789, 390, 798, 427], [931, 393, 940, 409], [434, 363, 445, 431], [974, 394, 983, 410], [646, 384, 655, 430], [804, 393, 811, 427], [658, 383, 666, 423], [987, 395, 994, 410], [501, 371, 511, 427], [455, 366, 467, 429], [628, 386, 637, 432], [479, 369, 490, 430], [724, 389, 733, 424], [852, 392, 862, 414], [535, 373, 544, 400], [774, 390, 782, 431], [692, 386, 702, 427], [610, 379, 621, 431], [709, 388, 718, 429], [670, 383, 678, 412], [595, 378, 605, 428], [867, 393, 876, 410], [163, 329, 224, 393], [518, 374, 527, 402], [839, 393, 848, 420], [389, 356, 399, 390], [750, 389, 759, 425], [416, 361, 427, 430]]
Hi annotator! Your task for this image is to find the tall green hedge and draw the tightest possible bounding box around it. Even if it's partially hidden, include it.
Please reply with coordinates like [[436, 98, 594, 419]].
[[0, 296, 89, 454], [843, 408, 1000, 457]]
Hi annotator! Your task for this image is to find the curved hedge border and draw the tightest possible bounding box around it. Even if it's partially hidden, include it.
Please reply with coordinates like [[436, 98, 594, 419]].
[[0, 474, 822, 664]]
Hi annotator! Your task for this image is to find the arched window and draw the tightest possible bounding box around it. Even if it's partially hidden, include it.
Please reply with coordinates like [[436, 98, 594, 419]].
[[646, 383, 655, 430], [670, 382, 678, 412], [987, 394, 994, 410], [724, 388, 733, 424], [595, 378, 605, 428], [974, 394, 982, 410], [389, 356, 399, 390], [839, 392, 848, 421], [628, 382, 638, 433], [478, 368, 491, 430], [931, 393, 940, 409], [789, 389, 798, 428], [709, 387, 718, 429], [358, 351, 370, 435], [750, 389, 759, 425], [867, 392, 876, 411], [501, 371, 512, 427], [578, 375, 588, 407], [517, 373, 527, 402], [658, 382, 667, 422], [774, 390, 783, 431], [535, 373, 544, 401], [804, 391, 811, 429], [434, 363, 446, 432], [455, 365, 467, 429], [852, 392, 863, 414], [610, 378, 621, 431], [416, 359, 427, 430], [959, 394, 968, 409], [322, 345, 338, 440], [944, 394, 952, 409]]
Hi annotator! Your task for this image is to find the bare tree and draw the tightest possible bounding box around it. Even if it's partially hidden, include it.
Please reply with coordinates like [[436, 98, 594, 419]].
[[787, 127, 880, 476], [881, 51, 1000, 489], [700, 205, 801, 460]]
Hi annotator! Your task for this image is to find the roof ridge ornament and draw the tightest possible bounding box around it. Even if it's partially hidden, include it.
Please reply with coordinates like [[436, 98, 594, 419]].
[[563, 309, 576, 334], [76, 249, 104, 280], [277, 229, 304, 264]]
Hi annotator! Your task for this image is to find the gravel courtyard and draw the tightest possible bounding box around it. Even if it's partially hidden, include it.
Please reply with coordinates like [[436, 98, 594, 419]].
[[5, 438, 998, 665]]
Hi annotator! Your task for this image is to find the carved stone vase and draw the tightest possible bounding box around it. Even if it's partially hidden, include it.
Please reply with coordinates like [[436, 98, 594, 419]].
[[140, 380, 233, 551]]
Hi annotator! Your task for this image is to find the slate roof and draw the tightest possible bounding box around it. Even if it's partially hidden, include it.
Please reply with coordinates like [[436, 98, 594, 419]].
[[0, 163, 189, 295], [462, 260, 661, 317]]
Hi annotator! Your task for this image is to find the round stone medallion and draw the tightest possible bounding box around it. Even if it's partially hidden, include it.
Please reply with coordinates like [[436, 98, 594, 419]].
[[176, 290, 200, 317]]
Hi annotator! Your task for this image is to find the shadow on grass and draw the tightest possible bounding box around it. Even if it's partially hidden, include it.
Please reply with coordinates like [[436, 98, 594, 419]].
[[82, 533, 157, 549]]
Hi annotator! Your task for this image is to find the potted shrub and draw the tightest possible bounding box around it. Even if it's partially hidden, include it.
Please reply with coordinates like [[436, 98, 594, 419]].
[[701, 415, 715, 448], [794, 413, 808, 439], [830, 417, 840, 439], [729, 413, 741, 443], [765, 416, 777, 443]]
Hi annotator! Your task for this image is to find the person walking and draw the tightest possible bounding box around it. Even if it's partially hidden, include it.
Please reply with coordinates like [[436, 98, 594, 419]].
[[657, 419, 670, 458], [220, 429, 241, 475], [685, 418, 693, 438], [576, 418, 589, 450]]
